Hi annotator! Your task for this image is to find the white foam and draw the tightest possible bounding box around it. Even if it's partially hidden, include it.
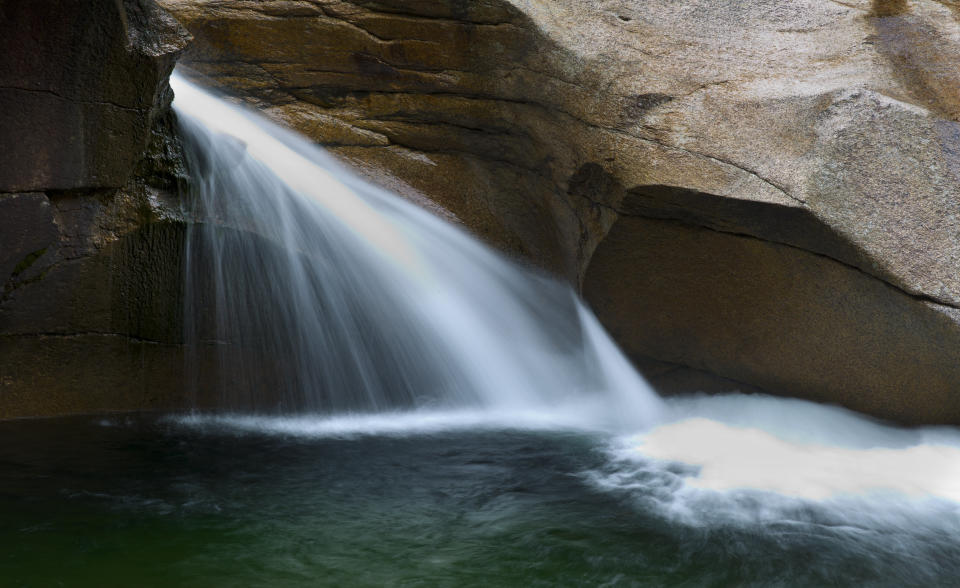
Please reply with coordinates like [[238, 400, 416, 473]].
[[586, 394, 960, 519], [629, 417, 960, 501], [169, 401, 624, 439]]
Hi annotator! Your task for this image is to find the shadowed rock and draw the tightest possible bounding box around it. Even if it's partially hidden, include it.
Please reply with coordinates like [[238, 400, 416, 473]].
[[0, 1, 195, 419], [0, 0, 191, 192]]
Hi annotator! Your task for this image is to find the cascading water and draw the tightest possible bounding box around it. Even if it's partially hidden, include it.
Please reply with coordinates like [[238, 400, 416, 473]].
[[161, 72, 960, 584], [172, 72, 660, 430]]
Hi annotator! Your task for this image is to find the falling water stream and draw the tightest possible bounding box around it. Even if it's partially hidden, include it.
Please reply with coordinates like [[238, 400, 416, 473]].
[[174, 73, 657, 429], [2, 73, 960, 586]]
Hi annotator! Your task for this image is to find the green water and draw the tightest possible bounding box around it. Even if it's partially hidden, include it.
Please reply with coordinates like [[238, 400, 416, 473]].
[[1, 415, 957, 587]]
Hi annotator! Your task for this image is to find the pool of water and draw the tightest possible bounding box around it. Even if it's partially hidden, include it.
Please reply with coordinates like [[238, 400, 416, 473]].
[[2, 412, 959, 587]]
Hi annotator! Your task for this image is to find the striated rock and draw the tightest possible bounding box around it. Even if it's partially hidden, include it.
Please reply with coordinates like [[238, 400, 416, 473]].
[[0, 1, 195, 419], [161, 0, 960, 423]]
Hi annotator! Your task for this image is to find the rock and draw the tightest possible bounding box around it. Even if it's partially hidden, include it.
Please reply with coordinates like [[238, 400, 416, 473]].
[[0, 1, 195, 419], [0, 194, 59, 287], [584, 212, 960, 425], [161, 0, 960, 423], [0, 0, 191, 191]]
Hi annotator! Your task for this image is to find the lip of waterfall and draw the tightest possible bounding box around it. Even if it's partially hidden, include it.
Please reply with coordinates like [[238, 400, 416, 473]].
[[171, 71, 663, 429], [171, 75, 424, 272]]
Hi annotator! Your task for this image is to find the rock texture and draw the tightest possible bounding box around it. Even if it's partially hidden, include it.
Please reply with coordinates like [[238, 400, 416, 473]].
[[161, 0, 960, 424], [0, 0, 190, 191], [0, 0, 195, 418]]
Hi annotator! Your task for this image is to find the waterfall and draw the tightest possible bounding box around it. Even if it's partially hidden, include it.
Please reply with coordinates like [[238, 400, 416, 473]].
[[171, 72, 662, 430], [170, 72, 960, 515]]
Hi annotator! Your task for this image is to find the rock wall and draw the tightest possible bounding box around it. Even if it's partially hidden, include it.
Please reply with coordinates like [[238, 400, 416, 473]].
[[0, 0, 197, 418], [160, 0, 960, 424], [3, 0, 959, 423]]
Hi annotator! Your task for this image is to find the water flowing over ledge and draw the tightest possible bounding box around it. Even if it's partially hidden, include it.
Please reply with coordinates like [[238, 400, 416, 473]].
[[170, 71, 960, 537], [172, 71, 661, 428]]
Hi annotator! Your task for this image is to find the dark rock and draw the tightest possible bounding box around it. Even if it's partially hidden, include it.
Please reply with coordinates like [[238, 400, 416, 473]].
[[0, 0, 190, 192], [0, 0, 194, 419], [0, 194, 58, 288]]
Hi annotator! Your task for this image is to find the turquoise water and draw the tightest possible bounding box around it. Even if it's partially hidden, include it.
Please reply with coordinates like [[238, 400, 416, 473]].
[[2, 414, 959, 587]]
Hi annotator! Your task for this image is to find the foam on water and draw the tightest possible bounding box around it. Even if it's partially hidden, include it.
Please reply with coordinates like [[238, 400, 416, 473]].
[[584, 393, 960, 537], [168, 400, 623, 439], [171, 392, 960, 510], [634, 418, 960, 501]]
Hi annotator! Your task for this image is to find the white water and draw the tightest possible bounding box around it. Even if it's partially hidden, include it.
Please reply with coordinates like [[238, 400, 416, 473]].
[[587, 394, 960, 539], [171, 403, 621, 439], [172, 72, 659, 430], [171, 72, 960, 524]]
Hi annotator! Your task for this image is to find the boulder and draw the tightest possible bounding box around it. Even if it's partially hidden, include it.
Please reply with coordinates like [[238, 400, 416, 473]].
[[161, 0, 960, 423]]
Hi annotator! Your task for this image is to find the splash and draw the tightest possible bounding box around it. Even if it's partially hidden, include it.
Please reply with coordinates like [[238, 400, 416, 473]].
[[587, 393, 960, 529]]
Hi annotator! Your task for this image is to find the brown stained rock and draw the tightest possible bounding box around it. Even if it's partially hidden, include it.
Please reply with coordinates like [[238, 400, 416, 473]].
[[0, 335, 189, 418], [0, 335, 240, 419]]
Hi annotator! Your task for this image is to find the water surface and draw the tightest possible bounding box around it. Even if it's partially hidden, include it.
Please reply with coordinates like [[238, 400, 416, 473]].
[[3, 409, 958, 587]]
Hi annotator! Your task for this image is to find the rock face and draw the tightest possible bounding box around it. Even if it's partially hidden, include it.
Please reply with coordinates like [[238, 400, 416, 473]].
[[0, 0, 195, 418], [0, 0, 190, 191], [161, 0, 960, 424]]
